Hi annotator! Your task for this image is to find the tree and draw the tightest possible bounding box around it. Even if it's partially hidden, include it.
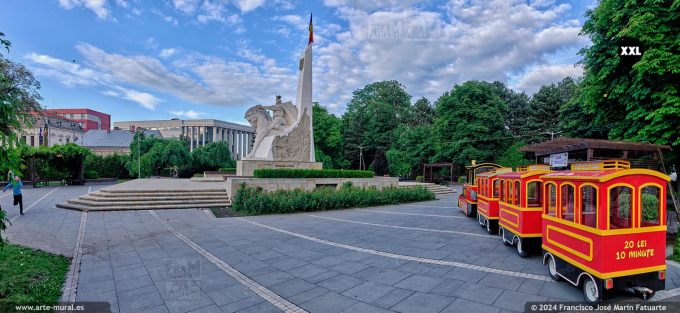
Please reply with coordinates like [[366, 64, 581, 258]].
[[386, 124, 436, 178], [433, 81, 510, 165], [521, 78, 578, 143], [1, 32, 43, 145], [312, 103, 348, 169], [493, 81, 530, 137], [408, 97, 435, 126], [342, 81, 411, 168], [578, 0, 680, 190], [496, 142, 531, 168], [192, 141, 235, 172], [371, 148, 388, 176], [558, 81, 609, 138]]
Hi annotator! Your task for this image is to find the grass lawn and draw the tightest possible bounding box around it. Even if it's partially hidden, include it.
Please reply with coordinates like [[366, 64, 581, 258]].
[[0, 244, 69, 305]]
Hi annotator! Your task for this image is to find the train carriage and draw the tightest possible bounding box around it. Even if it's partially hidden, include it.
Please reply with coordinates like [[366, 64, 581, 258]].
[[458, 162, 501, 217], [540, 160, 669, 303], [497, 164, 552, 257], [476, 167, 513, 234]]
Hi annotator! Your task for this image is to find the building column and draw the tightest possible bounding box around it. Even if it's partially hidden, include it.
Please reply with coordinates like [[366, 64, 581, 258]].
[[237, 131, 242, 160], [228, 129, 234, 156], [189, 126, 194, 152], [213, 127, 217, 144]]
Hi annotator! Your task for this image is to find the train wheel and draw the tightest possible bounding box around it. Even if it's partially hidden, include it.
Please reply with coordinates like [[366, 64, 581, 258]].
[[486, 220, 494, 234], [479, 216, 485, 227], [501, 228, 511, 246], [516, 238, 529, 258], [546, 255, 561, 281], [582, 276, 600, 304], [643, 291, 656, 301]]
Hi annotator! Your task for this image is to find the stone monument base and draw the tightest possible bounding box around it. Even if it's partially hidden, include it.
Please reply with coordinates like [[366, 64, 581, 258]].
[[236, 160, 324, 176]]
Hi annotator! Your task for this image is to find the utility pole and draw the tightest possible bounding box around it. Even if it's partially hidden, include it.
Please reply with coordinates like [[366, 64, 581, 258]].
[[546, 131, 562, 140]]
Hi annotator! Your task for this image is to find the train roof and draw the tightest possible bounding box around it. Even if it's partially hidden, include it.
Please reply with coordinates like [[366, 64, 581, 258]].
[[476, 167, 513, 178], [497, 164, 551, 179], [540, 160, 669, 182]]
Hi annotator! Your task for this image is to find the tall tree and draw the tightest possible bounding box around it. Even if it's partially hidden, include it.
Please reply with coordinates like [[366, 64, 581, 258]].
[[522, 78, 578, 143], [433, 81, 510, 165], [579, 0, 680, 186], [313, 103, 348, 169], [341, 80, 411, 168], [0, 32, 43, 145], [386, 124, 436, 178], [493, 81, 529, 137], [408, 97, 435, 126]]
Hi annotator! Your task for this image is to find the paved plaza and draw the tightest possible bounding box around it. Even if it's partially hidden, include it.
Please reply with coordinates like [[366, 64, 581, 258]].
[[2, 184, 680, 313]]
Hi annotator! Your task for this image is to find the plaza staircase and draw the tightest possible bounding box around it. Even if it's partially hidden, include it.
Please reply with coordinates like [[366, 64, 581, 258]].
[[398, 182, 457, 196], [57, 179, 230, 211]]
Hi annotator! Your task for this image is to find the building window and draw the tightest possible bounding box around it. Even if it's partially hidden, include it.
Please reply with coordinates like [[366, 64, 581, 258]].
[[527, 181, 542, 207], [21, 136, 26, 144], [30, 136, 35, 147], [609, 186, 632, 229], [560, 184, 575, 222], [640, 185, 661, 227], [581, 185, 597, 228]]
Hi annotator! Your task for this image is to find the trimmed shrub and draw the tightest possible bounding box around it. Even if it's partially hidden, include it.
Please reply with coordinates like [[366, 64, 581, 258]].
[[416, 176, 424, 182], [674, 229, 680, 263], [253, 168, 374, 178], [84, 170, 99, 179], [219, 168, 236, 172], [231, 184, 435, 215]]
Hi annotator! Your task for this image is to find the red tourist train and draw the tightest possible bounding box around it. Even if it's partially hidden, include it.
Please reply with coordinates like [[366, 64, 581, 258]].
[[458, 162, 501, 217], [475, 167, 513, 234], [459, 160, 670, 303]]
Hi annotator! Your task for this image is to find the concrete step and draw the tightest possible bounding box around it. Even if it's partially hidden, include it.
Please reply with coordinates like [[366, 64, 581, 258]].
[[57, 201, 230, 212], [88, 191, 227, 198], [68, 198, 229, 207], [99, 189, 226, 194], [81, 193, 229, 201]]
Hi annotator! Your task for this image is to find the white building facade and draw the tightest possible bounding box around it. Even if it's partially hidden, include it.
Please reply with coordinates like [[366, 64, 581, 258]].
[[114, 119, 256, 160]]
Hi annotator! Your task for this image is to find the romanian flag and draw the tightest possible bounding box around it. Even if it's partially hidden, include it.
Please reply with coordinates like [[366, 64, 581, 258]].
[[308, 13, 313, 44]]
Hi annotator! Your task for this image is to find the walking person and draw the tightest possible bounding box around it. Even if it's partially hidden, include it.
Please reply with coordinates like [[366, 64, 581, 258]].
[[3, 176, 24, 215]]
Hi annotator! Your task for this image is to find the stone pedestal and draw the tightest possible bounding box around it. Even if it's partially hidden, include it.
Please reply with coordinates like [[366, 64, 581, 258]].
[[236, 160, 323, 176]]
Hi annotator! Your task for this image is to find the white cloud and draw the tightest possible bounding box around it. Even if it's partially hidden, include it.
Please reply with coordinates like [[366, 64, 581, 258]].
[[24, 52, 109, 86], [104, 86, 161, 110], [57, 0, 112, 19], [159, 48, 177, 58], [311, 0, 587, 112], [235, 0, 267, 12], [172, 0, 200, 14], [164, 15, 179, 26], [323, 0, 425, 11], [513, 63, 583, 94], [169, 110, 204, 119]]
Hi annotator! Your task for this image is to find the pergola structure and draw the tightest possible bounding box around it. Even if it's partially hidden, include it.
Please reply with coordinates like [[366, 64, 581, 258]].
[[422, 163, 461, 183], [519, 137, 671, 170]]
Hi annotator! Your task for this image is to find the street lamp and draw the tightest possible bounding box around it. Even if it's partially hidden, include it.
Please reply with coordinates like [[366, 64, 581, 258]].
[[545, 131, 562, 140]]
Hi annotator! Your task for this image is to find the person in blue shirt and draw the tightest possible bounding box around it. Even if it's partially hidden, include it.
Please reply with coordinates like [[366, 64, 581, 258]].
[[3, 176, 23, 215]]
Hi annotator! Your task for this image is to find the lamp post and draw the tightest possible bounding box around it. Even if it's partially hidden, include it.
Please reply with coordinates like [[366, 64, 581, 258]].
[[546, 131, 562, 140]]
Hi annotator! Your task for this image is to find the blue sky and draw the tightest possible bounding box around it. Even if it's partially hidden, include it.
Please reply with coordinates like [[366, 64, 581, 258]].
[[1, 0, 594, 125]]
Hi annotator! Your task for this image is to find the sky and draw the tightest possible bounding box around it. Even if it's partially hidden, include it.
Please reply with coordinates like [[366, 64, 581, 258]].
[[1, 0, 594, 125]]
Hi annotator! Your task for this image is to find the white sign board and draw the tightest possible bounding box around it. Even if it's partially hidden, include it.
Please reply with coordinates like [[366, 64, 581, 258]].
[[550, 153, 568, 167]]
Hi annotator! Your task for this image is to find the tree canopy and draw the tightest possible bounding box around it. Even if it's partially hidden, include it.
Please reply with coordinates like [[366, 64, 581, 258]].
[[0, 32, 42, 145]]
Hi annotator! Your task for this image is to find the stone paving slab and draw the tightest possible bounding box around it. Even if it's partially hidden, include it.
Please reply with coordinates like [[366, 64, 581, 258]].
[[3, 187, 680, 313]]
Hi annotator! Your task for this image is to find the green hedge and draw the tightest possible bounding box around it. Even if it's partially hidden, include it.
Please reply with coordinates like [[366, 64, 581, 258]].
[[219, 168, 236, 172], [231, 184, 435, 215], [253, 168, 374, 178]]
